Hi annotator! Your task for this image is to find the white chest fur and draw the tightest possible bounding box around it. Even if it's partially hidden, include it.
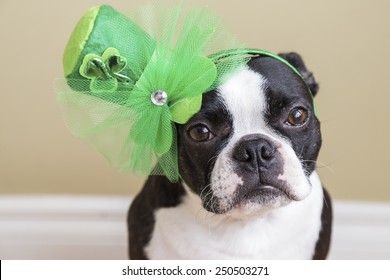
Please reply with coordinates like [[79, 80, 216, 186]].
[[145, 172, 324, 260]]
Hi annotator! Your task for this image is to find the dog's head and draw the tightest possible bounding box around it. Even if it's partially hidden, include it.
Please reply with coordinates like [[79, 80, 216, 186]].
[[177, 52, 321, 216]]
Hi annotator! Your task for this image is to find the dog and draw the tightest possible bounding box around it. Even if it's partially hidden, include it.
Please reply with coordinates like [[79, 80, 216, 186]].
[[127, 52, 332, 259]]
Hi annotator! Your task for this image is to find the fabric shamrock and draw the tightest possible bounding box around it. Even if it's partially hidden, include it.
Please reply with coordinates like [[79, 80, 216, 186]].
[[79, 47, 130, 93]]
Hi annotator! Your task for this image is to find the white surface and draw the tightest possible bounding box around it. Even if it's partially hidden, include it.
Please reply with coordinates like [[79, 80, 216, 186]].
[[328, 200, 390, 259], [0, 195, 389, 259], [0, 195, 130, 259]]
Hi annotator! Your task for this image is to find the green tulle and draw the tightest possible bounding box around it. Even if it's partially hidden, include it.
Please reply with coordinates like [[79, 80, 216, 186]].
[[59, 4, 246, 182]]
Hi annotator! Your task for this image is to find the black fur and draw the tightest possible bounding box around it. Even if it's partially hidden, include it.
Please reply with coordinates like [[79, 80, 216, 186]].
[[278, 52, 319, 96], [313, 188, 333, 259], [127, 176, 185, 259], [248, 56, 321, 175], [177, 90, 233, 212]]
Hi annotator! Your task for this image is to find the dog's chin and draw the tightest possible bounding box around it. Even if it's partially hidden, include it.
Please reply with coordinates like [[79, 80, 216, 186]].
[[230, 186, 292, 217], [202, 184, 295, 218], [240, 184, 296, 203]]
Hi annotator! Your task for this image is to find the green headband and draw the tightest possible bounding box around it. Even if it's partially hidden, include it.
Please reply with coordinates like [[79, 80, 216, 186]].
[[209, 48, 317, 115], [59, 5, 315, 183]]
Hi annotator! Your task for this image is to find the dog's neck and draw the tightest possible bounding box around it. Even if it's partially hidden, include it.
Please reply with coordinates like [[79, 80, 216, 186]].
[[144, 172, 324, 259]]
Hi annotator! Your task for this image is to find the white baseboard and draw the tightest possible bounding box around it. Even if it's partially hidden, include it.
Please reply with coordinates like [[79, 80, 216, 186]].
[[0, 195, 130, 260], [0, 195, 389, 259], [328, 200, 390, 259]]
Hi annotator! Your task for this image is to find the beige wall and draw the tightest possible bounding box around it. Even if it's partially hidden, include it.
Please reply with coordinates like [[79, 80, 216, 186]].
[[0, 0, 389, 201]]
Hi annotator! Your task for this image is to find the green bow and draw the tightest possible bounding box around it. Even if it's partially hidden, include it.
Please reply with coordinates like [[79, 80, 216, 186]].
[[127, 48, 216, 155], [60, 5, 221, 182]]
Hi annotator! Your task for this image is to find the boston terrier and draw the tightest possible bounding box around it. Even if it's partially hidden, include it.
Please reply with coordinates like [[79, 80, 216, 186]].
[[127, 52, 332, 259]]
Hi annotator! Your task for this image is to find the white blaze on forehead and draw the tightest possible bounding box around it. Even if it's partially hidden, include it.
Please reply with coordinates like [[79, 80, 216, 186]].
[[219, 67, 269, 137]]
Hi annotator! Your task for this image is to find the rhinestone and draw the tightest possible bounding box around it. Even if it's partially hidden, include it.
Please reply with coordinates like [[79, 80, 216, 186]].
[[151, 90, 168, 106]]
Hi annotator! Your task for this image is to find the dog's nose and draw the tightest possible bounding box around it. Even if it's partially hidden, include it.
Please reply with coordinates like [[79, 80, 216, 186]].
[[233, 137, 276, 170]]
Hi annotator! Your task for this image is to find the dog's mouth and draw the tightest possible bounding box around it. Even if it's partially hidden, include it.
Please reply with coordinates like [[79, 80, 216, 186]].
[[243, 183, 292, 200], [242, 184, 289, 199], [225, 183, 299, 213], [201, 182, 298, 215]]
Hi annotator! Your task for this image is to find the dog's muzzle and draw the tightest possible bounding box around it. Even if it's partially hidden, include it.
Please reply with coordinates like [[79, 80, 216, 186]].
[[230, 134, 300, 201], [233, 134, 282, 174]]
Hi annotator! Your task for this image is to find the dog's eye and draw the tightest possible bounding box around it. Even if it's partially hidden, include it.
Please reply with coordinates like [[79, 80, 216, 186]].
[[286, 107, 308, 126], [188, 125, 214, 142]]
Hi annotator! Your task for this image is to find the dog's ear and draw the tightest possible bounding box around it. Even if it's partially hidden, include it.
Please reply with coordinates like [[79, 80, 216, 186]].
[[278, 52, 319, 97]]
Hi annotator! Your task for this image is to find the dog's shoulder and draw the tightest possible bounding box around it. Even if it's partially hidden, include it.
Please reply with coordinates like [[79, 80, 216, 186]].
[[127, 175, 185, 259], [313, 186, 333, 259]]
